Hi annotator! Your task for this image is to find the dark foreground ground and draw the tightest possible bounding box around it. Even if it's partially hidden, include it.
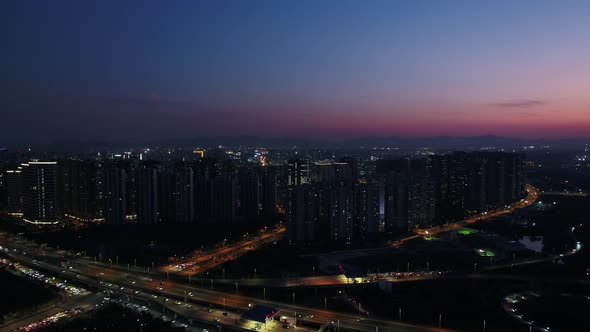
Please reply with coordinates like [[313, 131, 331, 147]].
[[0, 269, 57, 324], [37, 303, 184, 332]]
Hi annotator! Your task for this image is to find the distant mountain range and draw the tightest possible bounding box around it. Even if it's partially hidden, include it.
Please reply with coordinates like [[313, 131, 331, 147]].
[[125, 135, 590, 151], [4, 135, 589, 152]]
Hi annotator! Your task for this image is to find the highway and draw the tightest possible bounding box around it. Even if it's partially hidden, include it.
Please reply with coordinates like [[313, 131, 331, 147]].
[[162, 224, 285, 276], [538, 191, 587, 197], [0, 240, 451, 332], [394, 184, 539, 246]]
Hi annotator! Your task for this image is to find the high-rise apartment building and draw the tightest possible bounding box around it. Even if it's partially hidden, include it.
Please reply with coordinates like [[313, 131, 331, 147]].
[[21, 161, 58, 224], [137, 161, 159, 224], [103, 164, 127, 224], [6, 169, 22, 214]]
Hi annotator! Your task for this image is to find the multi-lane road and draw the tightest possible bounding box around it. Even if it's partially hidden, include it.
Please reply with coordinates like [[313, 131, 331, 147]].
[[162, 224, 285, 276], [393, 184, 539, 246], [1, 239, 450, 332]]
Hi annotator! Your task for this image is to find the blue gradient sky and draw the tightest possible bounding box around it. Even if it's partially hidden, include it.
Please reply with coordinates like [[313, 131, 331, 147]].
[[2, 0, 590, 142]]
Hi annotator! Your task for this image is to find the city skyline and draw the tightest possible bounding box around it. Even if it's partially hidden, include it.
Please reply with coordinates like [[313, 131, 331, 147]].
[[3, 2, 590, 331], [3, 0, 590, 143]]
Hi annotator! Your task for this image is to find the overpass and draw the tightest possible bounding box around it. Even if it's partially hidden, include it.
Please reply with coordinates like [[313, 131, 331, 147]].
[[0, 240, 451, 332]]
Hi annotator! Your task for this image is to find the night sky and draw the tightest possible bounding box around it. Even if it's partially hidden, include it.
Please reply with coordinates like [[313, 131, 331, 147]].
[[2, 0, 590, 143]]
